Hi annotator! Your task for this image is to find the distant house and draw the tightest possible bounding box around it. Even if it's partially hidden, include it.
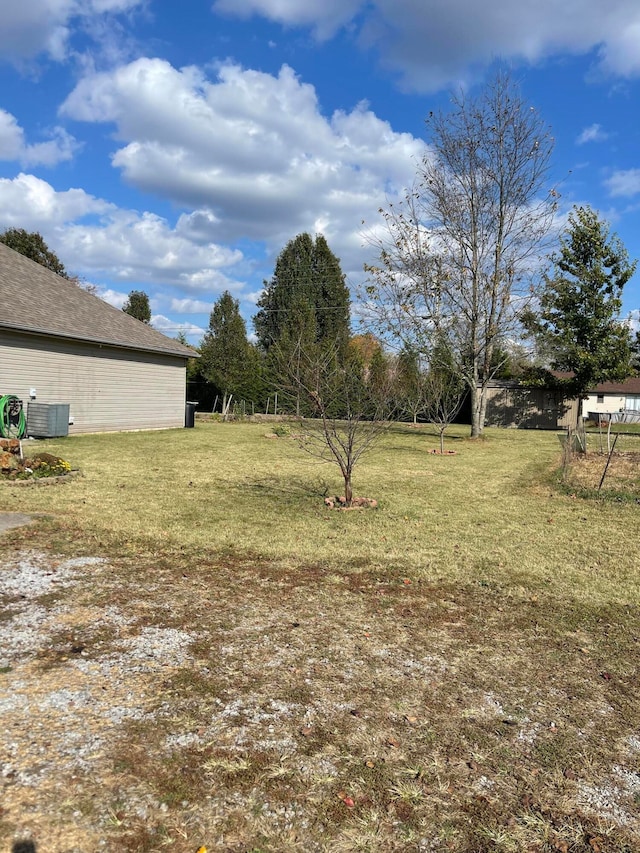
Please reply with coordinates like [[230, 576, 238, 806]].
[[581, 377, 640, 421], [0, 242, 197, 435]]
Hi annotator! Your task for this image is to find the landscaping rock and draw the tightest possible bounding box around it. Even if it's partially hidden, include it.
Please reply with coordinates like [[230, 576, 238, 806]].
[[324, 495, 378, 510]]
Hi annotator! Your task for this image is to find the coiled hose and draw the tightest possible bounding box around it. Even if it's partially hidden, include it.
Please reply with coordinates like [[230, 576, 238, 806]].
[[0, 395, 26, 438]]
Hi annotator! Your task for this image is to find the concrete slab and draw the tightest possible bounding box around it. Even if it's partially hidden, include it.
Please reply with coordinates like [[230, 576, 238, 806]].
[[0, 512, 34, 534]]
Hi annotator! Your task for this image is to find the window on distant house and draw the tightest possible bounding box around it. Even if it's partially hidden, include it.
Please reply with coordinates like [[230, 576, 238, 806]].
[[597, 394, 604, 404]]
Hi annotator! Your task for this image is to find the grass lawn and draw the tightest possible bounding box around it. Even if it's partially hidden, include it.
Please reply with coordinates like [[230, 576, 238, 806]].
[[1, 421, 639, 852]]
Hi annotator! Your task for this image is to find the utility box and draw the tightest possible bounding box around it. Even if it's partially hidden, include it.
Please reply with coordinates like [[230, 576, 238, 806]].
[[27, 403, 70, 438]]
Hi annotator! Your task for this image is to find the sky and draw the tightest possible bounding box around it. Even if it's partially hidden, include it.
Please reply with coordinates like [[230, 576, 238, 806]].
[[1, 0, 640, 345]]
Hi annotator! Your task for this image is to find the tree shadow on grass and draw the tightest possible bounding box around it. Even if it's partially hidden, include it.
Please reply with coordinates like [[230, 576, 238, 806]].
[[241, 475, 332, 502]]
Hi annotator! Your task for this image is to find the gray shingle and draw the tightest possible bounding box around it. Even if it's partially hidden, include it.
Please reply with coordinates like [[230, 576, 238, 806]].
[[0, 242, 197, 359]]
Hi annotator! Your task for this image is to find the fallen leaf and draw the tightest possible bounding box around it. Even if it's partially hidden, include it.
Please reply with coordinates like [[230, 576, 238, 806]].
[[386, 736, 400, 748], [601, 671, 612, 681], [365, 760, 375, 768], [300, 726, 312, 737], [404, 714, 418, 725], [343, 796, 355, 808]]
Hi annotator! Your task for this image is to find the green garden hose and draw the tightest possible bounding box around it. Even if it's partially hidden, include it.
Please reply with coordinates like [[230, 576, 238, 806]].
[[0, 395, 26, 439]]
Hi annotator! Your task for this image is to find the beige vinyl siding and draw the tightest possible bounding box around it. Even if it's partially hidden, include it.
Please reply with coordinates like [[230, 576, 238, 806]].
[[0, 330, 187, 434]]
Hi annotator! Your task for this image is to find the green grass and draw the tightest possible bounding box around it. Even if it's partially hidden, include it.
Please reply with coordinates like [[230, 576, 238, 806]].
[[2, 421, 639, 852], [6, 421, 638, 604]]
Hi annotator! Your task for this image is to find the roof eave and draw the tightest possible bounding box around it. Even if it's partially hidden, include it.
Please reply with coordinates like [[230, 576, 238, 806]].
[[0, 321, 199, 360]]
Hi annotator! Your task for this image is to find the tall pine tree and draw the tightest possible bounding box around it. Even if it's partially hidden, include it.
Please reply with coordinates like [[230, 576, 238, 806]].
[[123, 290, 152, 324], [254, 233, 350, 357], [200, 292, 256, 413], [525, 205, 636, 403]]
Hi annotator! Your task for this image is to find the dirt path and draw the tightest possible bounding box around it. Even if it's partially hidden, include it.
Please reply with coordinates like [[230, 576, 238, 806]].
[[1, 545, 639, 853]]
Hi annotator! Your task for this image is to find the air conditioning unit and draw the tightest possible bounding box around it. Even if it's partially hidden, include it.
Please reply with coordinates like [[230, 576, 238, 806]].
[[27, 403, 70, 438]]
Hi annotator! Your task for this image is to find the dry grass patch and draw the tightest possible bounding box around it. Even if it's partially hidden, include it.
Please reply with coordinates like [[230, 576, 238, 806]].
[[1, 423, 639, 851], [564, 451, 640, 497]]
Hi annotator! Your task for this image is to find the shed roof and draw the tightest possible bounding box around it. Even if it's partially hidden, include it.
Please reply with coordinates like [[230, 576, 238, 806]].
[[486, 373, 640, 395], [0, 242, 196, 359]]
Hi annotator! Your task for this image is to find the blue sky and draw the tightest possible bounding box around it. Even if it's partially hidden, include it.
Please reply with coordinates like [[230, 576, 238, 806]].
[[1, 0, 640, 344]]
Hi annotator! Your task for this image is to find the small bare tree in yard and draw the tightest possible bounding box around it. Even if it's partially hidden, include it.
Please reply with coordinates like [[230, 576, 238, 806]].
[[279, 340, 392, 506], [423, 338, 465, 452]]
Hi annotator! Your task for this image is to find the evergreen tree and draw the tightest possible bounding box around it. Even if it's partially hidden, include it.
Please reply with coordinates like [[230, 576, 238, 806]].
[[525, 206, 636, 403], [631, 329, 640, 375], [254, 232, 350, 357], [122, 290, 152, 324], [0, 228, 68, 277], [175, 331, 200, 382], [200, 291, 254, 411]]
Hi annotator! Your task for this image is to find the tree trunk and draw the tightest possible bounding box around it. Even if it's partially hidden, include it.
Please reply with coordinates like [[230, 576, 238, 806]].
[[439, 428, 445, 454], [470, 384, 485, 438], [343, 473, 353, 506]]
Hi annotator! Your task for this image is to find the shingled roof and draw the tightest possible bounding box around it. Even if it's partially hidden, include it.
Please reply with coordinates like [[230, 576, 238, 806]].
[[0, 242, 196, 359]]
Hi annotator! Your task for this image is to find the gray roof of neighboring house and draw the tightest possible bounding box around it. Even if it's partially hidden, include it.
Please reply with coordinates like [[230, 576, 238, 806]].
[[591, 377, 640, 394], [0, 241, 197, 359]]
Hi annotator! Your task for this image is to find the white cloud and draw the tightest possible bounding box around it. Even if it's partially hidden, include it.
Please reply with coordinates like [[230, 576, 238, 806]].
[[0, 173, 246, 295], [244, 289, 264, 305], [211, 0, 640, 91], [576, 123, 609, 145], [96, 287, 128, 308], [170, 298, 212, 314], [0, 172, 111, 226], [213, 0, 361, 40], [0, 110, 78, 166], [61, 58, 424, 272], [605, 169, 640, 197], [0, 0, 144, 64], [151, 314, 205, 341]]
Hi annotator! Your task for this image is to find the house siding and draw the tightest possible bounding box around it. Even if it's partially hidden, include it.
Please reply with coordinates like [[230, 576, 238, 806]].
[[0, 330, 186, 434], [581, 393, 626, 419]]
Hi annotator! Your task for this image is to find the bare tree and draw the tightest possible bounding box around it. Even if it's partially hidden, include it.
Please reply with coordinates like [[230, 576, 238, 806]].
[[422, 342, 465, 453], [365, 72, 556, 437], [279, 340, 392, 506]]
